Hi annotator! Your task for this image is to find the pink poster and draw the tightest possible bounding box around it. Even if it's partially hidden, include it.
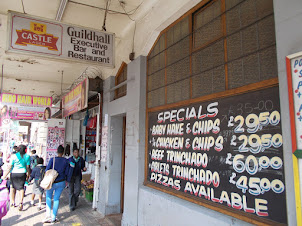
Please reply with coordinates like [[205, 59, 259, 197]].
[[0, 93, 52, 121]]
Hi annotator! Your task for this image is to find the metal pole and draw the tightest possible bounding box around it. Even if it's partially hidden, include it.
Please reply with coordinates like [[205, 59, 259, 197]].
[[92, 93, 102, 210]]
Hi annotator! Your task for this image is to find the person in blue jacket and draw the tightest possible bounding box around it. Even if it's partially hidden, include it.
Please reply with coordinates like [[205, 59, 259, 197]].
[[67, 149, 86, 211], [43, 145, 69, 224], [29, 157, 46, 210]]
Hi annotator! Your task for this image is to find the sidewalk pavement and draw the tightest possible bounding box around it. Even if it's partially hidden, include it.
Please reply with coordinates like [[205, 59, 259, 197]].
[[2, 183, 121, 226]]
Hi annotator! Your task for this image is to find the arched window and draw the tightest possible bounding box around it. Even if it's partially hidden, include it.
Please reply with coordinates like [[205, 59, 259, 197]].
[[147, 0, 276, 109]]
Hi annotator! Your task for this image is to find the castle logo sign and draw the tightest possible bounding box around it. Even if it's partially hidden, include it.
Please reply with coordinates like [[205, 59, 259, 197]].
[[7, 11, 115, 67]]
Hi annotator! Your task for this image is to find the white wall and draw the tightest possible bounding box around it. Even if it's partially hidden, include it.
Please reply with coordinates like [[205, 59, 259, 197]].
[[97, 56, 147, 220], [138, 188, 251, 226]]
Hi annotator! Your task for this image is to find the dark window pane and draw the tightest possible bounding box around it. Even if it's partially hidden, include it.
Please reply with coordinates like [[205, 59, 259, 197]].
[[148, 69, 165, 92], [167, 79, 190, 104], [228, 59, 243, 89], [192, 66, 225, 98], [192, 70, 213, 97], [242, 24, 258, 55], [240, 0, 257, 28], [258, 15, 275, 49], [159, 34, 165, 52], [167, 37, 190, 65], [226, 0, 244, 10], [226, 6, 241, 34], [148, 88, 165, 108], [194, 17, 222, 48], [227, 32, 242, 61], [167, 57, 190, 85], [192, 40, 224, 74], [256, 0, 273, 19], [243, 52, 260, 84], [259, 46, 277, 80], [195, 0, 221, 29]]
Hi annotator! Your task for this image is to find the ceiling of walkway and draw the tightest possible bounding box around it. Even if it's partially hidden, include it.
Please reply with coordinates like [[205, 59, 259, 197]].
[[0, 0, 200, 101], [0, 0, 157, 99]]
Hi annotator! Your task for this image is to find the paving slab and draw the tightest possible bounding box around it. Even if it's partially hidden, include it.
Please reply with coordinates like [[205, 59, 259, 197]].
[[1, 183, 115, 226]]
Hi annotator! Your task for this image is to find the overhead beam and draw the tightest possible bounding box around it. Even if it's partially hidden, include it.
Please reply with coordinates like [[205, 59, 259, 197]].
[[55, 0, 69, 21]]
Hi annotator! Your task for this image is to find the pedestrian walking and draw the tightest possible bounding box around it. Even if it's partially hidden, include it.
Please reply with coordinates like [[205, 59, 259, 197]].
[[67, 149, 86, 211], [43, 145, 69, 224], [2, 144, 30, 211], [30, 150, 38, 169], [29, 157, 46, 210]]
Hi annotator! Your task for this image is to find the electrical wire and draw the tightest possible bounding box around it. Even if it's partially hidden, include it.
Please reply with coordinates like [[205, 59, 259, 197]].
[[132, 21, 136, 52], [102, 0, 111, 31], [117, 0, 135, 21], [21, 0, 26, 14]]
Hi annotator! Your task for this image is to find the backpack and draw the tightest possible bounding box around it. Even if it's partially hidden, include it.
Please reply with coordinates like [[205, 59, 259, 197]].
[[31, 155, 38, 169], [37, 167, 46, 186]]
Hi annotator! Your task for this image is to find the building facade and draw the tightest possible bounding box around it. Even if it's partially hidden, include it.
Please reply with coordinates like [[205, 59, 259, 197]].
[[97, 0, 302, 225]]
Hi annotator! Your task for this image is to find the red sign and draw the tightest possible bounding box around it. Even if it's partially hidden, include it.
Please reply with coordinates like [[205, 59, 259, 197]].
[[15, 29, 58, 51]]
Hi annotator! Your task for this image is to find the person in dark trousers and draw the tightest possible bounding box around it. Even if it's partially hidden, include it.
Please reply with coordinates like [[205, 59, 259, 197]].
[[29, 157, 46, 210], [67, 149, 86, 211]]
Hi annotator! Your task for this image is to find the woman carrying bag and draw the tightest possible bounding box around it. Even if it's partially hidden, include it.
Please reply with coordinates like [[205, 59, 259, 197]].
[[43, 145, 69, 224], [3, 144, 30, 211]]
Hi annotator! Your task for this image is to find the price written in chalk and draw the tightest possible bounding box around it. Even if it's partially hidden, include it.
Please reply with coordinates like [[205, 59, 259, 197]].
[[229, 173, 285, 195], [226, 154, 283, 175], [228, 111, 281, 133], [230, 133, 283, 153]]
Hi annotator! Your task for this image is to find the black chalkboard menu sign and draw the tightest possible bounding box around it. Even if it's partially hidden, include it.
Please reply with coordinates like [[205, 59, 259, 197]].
[[146, 86, 287, 224]]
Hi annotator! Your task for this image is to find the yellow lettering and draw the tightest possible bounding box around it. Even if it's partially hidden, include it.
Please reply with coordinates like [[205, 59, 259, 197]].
[[22, 95, 26, 104], [17, 95, 22, 104], [33, 97, 37, 105], [27, 96, 32, 105], [41, 97, 45, 106]]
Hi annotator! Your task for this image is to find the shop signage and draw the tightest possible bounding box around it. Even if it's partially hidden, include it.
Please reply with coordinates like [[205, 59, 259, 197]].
[[146, 86, 286, 224], [7, 11, 115, 67], [46, 119, 66, 165], [62, 78, 88, 118], [0, 93, 52, 121], [286, 53, 302, 158]]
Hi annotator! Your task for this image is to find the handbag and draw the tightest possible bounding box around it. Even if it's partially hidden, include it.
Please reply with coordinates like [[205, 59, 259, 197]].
[[40, 157, 59, 190]]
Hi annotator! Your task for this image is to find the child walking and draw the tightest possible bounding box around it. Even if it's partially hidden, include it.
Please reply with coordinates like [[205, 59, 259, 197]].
[[29, 157, 46, 210]]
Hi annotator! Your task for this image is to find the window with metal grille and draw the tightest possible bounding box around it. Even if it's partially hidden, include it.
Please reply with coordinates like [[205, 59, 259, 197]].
[[147, 0, 276, 109], [115, 62, 127, 99]]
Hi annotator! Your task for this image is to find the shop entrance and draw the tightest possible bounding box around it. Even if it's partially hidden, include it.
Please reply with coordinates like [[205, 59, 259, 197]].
[[108, 115, 126, 214]]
